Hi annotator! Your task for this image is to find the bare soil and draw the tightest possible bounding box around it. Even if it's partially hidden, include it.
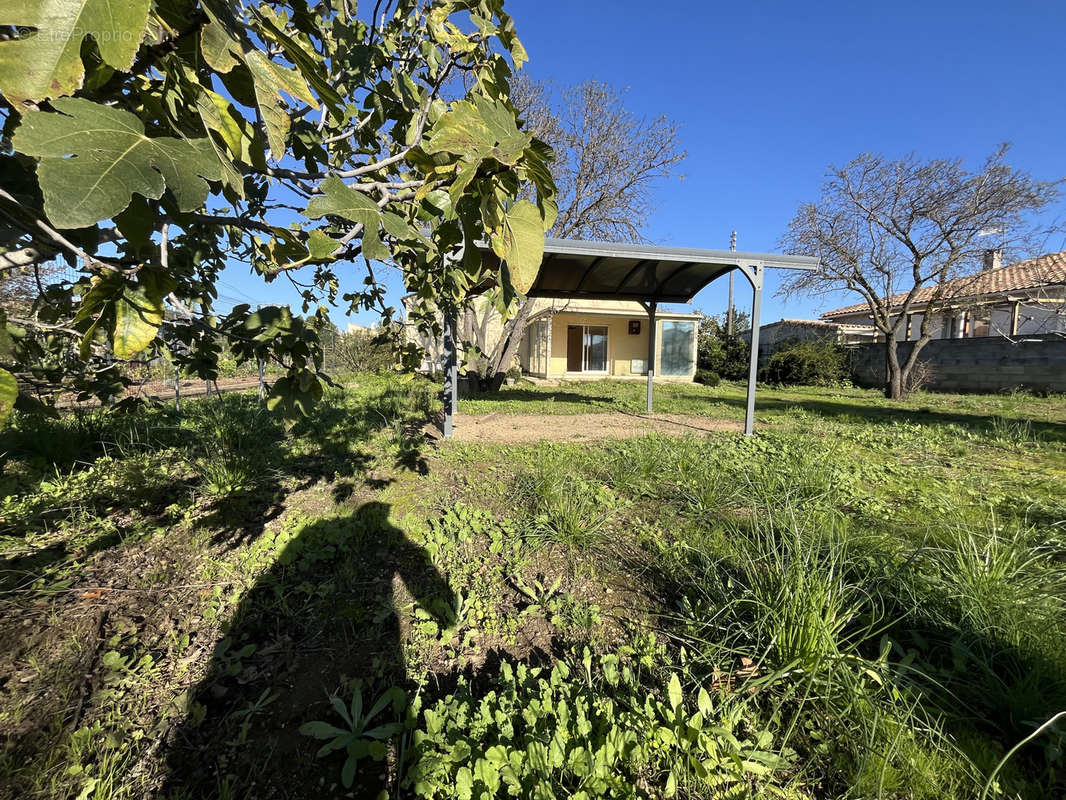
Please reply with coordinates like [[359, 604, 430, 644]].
[[442, 411, 741, 444], [53, 376, 264, 407]]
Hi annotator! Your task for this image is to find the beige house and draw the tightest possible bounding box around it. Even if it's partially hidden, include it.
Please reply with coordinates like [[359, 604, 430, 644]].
[[820, 251, 1066, 340], [519, 299, 700, 381], [406, 296, 700, 381]]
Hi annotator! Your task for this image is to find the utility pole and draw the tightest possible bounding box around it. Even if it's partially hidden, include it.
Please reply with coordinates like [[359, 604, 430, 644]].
[[727, 231, 737, 337]]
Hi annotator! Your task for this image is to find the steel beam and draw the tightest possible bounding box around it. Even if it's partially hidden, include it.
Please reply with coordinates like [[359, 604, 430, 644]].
[[617, 259, 655, 293], [573, 256, 606, 292], [645, 301, 657, 413], [652, 261, 698, 296], [739, 266, 762, 436]]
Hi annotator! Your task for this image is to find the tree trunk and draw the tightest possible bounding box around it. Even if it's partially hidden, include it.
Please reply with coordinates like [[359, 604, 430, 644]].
[[484, 299, 534, 390], [897, 333, 933, 398], [884, 337, 905, 400]]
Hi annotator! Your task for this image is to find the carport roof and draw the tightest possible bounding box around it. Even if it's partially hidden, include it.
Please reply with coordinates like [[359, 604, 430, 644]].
[[479, 238, 819, 303]]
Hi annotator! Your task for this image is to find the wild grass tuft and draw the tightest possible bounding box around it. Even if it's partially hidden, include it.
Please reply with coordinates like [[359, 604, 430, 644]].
[[185, 396, 279, 497], [511, 448, 619, 551]]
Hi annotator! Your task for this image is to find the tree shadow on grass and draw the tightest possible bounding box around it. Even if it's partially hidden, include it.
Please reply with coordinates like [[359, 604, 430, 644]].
[[162, 501, 455, 799], [195, 385, 431, 550], [711, 393, 1066, 443], [465, 388, 619, 408]]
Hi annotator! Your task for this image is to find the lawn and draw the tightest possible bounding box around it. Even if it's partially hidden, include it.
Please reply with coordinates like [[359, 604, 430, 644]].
[[1, 376, 1064, 799]]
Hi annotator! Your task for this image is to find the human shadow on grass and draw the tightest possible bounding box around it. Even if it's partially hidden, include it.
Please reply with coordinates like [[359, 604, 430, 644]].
[[196, 387, 429, 548], [163, 501, 455, 799]]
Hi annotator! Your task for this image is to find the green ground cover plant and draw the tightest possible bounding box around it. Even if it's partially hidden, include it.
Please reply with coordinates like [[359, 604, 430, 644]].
[[0, 375, 1063, 799]]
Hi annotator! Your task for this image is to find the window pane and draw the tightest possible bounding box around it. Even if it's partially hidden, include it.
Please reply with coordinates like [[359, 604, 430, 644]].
[[586, 326, 607, 371], [661, 321, 694, 376]]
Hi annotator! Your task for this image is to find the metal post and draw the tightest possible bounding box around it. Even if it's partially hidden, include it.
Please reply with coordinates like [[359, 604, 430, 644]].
[[174, 372, 181, 412], [258, 357, 266, 400], [744, 266, 762, 437], [442, 313, 457, 438], [645, 301, 657, 413], [205, 379, 211, 398], [727, 230, 736, 337], [727, 274, 734, 336]]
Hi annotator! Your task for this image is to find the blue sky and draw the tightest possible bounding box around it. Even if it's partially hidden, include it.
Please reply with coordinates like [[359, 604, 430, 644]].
[[218, 0, 1066, 326]]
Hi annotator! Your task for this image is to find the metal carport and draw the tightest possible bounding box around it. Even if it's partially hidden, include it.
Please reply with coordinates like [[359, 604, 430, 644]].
[[441, 238, 818, 438]]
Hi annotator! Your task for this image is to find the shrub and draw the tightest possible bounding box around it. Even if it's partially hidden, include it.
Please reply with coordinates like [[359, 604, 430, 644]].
[[334, 329, 395, 373], [694, 369, 720, 386], [697, 316, 751, 380], [760, 340, 849, 387]]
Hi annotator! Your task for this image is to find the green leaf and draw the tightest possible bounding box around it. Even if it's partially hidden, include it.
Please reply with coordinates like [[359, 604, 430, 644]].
[[490, 200, 544, 294], [251, 6, 342, 111], [74, 272, 121, 359], [245, 50, 316, 160], [0, 368, 17, 427], [424, 96, 531, 166], [341, 753, 358, 788], [298, 721, 348, 740], [113, 196, 154, 252], [0, 0, 151, 105], [305, 176, 380, 223], [199, 13, 241, 73], [667, 673, 683, 712], [697, 687, 712, 717], [266, 372, 323, 418], [112, 271, 173, 359], [304, 176, 384, 259], [194, 86, 260, 193], [665, 768, 678, 798], [12, 98, 222, 229], [306, 229, 339, 260], [455, 766, 473, 800]]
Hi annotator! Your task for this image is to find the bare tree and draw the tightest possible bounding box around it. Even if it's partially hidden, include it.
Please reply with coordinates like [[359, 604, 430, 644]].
[[779, 146, 1060, 399], [998, 244, 1066, 339], [471, 78, 686, 388]]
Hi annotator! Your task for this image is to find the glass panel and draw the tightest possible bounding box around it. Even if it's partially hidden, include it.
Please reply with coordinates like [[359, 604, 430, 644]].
[[585, 326, 608, 372], [566, 326, 583, 372], [661, 321, 694, 376]]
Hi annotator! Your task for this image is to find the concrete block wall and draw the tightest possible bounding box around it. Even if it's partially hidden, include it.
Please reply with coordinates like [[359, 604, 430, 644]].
[[848, 334, 1066, 393]]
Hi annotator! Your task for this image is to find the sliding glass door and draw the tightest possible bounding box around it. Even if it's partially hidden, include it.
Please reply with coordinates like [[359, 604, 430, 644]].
[[566, 325, 608, 373]]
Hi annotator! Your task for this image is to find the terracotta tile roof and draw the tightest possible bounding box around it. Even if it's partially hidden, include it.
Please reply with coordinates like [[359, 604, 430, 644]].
[[821, 251, 1066, 318]]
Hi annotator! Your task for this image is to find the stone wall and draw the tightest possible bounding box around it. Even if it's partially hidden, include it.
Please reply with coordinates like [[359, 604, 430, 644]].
[[848, 334, 1066, 393]]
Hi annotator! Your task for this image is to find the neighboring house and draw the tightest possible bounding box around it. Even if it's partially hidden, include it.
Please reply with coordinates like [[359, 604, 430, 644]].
[[745, 318, 880, 361], [820, 250, 1066, 340], [519, 299, 699, 381], [405, 297, 700, 381]]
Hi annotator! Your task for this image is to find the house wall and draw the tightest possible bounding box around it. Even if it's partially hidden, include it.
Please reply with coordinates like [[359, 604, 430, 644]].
[[831, 294, 1066, 341], [521, 318, 551, 377], [525, 312, 698, 381], [848, 333, 1066, 392]]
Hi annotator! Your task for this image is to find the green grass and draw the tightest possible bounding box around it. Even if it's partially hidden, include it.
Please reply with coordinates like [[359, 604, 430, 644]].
[[0, 376, 1063, 799], [463, 378, 1066, 440]]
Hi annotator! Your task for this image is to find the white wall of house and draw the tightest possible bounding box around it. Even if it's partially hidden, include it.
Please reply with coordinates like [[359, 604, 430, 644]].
[[831, 297, 1066, 341]]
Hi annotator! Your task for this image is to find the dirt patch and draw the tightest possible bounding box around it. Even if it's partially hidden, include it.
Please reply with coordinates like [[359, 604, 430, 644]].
[[50, 376, 265, 407], [444, 411, 741, 444]]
